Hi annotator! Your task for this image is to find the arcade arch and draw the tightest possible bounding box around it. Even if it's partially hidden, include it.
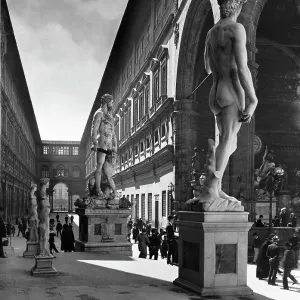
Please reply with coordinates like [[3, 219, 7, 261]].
[[53, 182, 69, 211]]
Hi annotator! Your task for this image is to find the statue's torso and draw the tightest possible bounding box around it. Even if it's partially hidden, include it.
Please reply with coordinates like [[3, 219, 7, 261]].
[[206, 21, 245, 115], [98, 111, 114, 148]]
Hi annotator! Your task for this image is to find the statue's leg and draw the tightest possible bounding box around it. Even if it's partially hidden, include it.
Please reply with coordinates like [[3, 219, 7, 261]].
[[215, 104, 241, 199], [95, 152, 106, 196], [103, 162, 116, 196]]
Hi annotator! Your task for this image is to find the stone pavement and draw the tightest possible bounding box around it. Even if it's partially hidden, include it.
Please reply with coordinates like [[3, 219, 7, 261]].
[[0, 215, 299, 300]]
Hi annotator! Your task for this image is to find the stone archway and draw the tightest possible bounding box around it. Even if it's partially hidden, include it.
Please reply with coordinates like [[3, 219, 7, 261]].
[[174, 0, 268, 204], [53, 182, 69, 212]]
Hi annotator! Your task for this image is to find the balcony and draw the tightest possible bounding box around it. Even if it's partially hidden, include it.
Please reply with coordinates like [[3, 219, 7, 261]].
[[135, 120, 142, 131], [119, 132, 131, 147]]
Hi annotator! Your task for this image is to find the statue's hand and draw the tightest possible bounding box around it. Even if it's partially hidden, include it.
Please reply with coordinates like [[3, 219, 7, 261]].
[[240, 110, 252, 123]]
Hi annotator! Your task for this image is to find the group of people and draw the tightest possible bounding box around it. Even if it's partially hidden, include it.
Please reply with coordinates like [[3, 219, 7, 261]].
[[49, 214, 76, 255], [127, 215, 178, 265], [254, 229, 300, 290], [256, 210, 297, 228]]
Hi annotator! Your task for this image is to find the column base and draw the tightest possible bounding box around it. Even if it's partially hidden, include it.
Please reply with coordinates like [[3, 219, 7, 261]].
[[31, 255, 58, 276], [23, 242, 39, 258], [174, 278, 253, 297]]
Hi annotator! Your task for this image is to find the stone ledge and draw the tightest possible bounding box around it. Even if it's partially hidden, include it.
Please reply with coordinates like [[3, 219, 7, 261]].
[[173, 278, 253, 297], [177, 211, 249, 223]]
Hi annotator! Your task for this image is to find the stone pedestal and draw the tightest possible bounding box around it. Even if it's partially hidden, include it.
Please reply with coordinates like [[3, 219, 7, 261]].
[[174, 212, 253, 297], [75, 208, 132, 255], [23, 242, 39, 258], [31, 255, 57, 276]]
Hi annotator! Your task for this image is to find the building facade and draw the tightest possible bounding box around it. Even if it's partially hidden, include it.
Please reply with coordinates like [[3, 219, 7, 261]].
[[0, 0, 41, 218], [82, 0, 300, 226], [38, 141, 85, 212]]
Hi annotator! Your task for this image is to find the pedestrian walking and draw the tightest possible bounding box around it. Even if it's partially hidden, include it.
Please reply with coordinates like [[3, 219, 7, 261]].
[[252, 232, 261, 264], [166, 215, 175, 264], [0, 206, 7, 258], [148, 229, 160, 260], [132, 225, 139, 243], [256, 234, 274, 280], [161, 236, 168, 259], [6, 221, 12, 237], [70, 215, 74, 224], [49, 230, 59, 257], [146, 222, 152, 237], [17, 221, 23, 237], [267, 235, 280, 286], [137, 228, 149, 258], [64, 215, 69, 225], [55, 213, 60, 223], [282, 242, 298, 290], [289, 228, 300, 268], [11, 224, 15, 237], [56, 220, 62, 237]]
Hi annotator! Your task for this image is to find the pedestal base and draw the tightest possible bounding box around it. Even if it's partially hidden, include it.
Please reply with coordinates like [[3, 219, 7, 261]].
[[23, 242, 39, 258], [76, 208, 132, 256], [174, 211, 253, 297], [31, 255, 58, 276]]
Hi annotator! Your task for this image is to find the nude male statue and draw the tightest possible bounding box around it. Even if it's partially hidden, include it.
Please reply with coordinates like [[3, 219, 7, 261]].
[[91, 94, 117, 198], [204, 0, 258, 200]]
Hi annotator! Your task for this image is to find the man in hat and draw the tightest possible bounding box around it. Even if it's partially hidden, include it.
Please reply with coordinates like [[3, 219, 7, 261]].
[[280, 208, 288, 227], [282, 242, 298, 290], [252, 232, 261, 264], [0, 206, 7, 258], [91, 94, 117, 198], [266, 235, 280, 285], [166, 215, 175, 264]]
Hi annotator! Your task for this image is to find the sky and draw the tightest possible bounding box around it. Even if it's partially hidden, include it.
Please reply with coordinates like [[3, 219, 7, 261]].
[[7, 0, 128, 141]]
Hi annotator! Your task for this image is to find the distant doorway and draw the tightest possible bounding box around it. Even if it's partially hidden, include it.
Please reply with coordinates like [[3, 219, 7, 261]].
[[155, 194, 159, 229], [53, 183, 68, 211]]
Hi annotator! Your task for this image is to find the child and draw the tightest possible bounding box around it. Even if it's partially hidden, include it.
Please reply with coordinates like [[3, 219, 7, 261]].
[[161, 236, 168, 259]]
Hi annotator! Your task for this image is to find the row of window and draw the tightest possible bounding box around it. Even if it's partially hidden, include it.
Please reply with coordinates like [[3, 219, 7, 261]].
[[1, 61, 35, 152], [43, 145, 79, 156], [125, 190, 171, 221], [1, 111, 36, 175], [41, 165, 80, 178], [120, 121, 168, 164]]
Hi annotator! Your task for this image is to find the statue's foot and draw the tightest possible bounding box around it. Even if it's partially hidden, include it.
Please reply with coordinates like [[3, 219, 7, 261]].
[[95, 189, 104, 198], [218, 189, 238, 201]]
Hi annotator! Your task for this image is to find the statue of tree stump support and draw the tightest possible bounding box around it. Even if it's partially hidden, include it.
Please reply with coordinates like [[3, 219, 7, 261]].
[[31, 178, 57, 276], [185, 139, 244, 212], [23, 183, 39, 258]]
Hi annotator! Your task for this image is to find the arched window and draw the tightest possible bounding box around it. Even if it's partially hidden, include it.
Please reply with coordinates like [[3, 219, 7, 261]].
[[56, 165, 68, 177], [41, 165, 49, 178], [72, 166, 80, 178]]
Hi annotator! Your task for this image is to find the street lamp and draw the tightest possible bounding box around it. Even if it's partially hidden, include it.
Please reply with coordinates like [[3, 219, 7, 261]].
[[265, 166, 285, 233]]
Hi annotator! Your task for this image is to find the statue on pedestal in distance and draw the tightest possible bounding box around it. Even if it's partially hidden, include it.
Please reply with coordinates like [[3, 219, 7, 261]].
[[28, 183, 38, 242], [186, 0, 258, 211], [37, 178, 51, 256]]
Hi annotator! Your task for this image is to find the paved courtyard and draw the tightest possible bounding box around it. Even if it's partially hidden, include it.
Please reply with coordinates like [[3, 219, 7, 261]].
[[0, 214, 299, 300]]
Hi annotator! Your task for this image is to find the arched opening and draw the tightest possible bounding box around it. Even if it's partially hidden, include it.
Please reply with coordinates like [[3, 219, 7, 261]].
[[53, 182, 68, 212], [254, 0, 300, 214], [55, 165, 68, 178]]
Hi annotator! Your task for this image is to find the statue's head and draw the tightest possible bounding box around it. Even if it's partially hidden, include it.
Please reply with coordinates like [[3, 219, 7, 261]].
[[217, 0, 247, 18], [31, 182, 37, 192], [40, 177, 50, 188], [100, 94, 113, 111]]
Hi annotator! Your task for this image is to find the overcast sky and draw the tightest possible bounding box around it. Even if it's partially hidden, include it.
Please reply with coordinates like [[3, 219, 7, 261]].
[[7, 0, 128, 141]]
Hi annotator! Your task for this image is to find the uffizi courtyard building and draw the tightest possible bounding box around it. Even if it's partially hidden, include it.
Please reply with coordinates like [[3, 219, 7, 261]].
[[1, 0, 300, 227]]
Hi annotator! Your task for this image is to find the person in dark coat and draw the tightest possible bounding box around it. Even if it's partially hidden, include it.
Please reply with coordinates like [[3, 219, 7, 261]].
[[166, 215, 175, 264], [256, 234, 274, 280], [70, 215, 74, 224], [273, 216, 280, 227], [56, 220, 63, 237], [161, 236, 168, 259], [0, 207, 7, 258], [148, 229, 161, 260], [6, 221, 11, 237], [282, 242, 298, 290], [64, 215, 69, 225], [17, 220, 23, 237], [132, 225, 139, 243], [146, 223, 152, 237], [280, 208, 288, 227], [11, 224, 15, 237], [256, 215, 265, 227], [66, 224, 75, 252], [266, 235, 280, 286], [61, 224, 68, 251], [55, 213, 60, 222], [137, 228, 149, 258], [289, 229, 300, 268]]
